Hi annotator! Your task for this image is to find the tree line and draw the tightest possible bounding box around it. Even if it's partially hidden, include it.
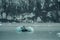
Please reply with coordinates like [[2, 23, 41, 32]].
[[0, 0, 60, 23]]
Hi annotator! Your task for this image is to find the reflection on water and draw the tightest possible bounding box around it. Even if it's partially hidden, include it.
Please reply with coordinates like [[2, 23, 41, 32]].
[[0, 31, 60, 40]]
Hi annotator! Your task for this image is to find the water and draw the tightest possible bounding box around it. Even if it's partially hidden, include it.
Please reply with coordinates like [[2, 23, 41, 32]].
[[0, 23, 60, 40], [0, 31, 60, 40]]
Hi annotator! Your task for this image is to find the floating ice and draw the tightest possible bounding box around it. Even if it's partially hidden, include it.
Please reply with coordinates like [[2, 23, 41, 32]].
[[16, 26, 34, 33], [16, 27, 21, 32]]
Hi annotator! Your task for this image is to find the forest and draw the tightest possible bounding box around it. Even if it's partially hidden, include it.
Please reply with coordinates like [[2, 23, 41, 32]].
[[0, 0, 60, 23]]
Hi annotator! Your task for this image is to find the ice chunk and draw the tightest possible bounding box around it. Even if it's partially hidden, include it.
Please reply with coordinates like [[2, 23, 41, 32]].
[[16, 26, 34, 33]]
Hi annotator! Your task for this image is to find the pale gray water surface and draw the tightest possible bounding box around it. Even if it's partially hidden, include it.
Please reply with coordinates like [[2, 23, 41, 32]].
[[0, 23, 60, 40]]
